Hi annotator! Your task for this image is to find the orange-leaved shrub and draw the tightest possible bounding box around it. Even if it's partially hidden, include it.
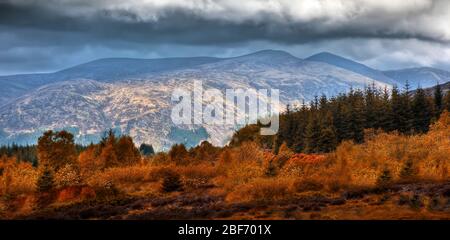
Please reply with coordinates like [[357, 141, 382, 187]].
[[0, 157, 38, 196], [214, 142, 265, 191], [54, 164, 82, 188]]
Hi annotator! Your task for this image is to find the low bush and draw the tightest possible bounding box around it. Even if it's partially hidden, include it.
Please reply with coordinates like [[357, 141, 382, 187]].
[[161, 170, 183, 193]]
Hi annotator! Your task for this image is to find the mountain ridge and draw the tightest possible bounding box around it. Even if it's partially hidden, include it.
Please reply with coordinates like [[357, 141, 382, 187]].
[[306, 52, 397, 86], [1, 50, 450, 150]]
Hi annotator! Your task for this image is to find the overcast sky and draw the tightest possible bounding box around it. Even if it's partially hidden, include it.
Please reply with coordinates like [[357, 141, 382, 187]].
[[1, 0, 450, 75]]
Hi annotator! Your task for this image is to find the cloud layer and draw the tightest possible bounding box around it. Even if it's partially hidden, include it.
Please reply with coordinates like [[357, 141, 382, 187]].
[[1, 0, 450, 74]]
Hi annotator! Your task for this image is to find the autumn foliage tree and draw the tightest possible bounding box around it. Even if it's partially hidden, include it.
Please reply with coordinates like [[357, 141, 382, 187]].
[[115, 136, 141, 166], [168, 143, 189, 165], [78, 130, 141, 172], [78, 145, 103, 173], [37, 130, 77, 171], [189, 141, 220, 163]]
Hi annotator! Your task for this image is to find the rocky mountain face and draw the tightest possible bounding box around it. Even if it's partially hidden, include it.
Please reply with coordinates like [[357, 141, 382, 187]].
[[1, 50, 449, 150]]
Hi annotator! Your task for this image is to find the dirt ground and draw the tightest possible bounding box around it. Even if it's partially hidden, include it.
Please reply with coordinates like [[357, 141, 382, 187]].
[[9, 181, 449, 220]]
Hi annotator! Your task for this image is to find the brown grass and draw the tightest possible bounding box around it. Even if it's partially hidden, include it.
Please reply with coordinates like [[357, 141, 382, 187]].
[[225, 177, 294, 203]]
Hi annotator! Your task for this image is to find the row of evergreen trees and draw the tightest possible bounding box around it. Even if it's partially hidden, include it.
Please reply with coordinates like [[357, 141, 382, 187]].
[[0, 144, 38, 165], [232, 83, 450, 154]]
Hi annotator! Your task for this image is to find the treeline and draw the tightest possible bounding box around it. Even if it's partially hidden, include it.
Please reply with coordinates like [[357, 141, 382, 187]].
[[0, 143, 86, 166], [231, 83, 450, 154], [0, 144, 38, 166], [0, 131, 155, 167]]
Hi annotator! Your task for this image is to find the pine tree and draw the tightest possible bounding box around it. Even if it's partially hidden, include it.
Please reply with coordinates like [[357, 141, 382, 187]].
[[319, 94, 328, 111], [348, 90, 365, 142], [36, 165, 54, 193], [139, 143, 155, 156], [434, 82, 443, 117], [412, 88, 432, 133], [379, 87, 393, 131], [332, 98, 347, 142], [364, 84, 378, 129], [390, 85, 413, 134], [401, 81, 414, 133], [390, 85, 402, 131], [276, 105, 295, 149], [304, 114, 321, 153], [337, 102, 353, 141], [318, 111, 337, 152], [291, 106, 308, 153]]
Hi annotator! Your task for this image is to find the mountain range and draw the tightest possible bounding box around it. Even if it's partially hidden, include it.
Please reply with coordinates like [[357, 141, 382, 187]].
[[1, 50, 449, 150]]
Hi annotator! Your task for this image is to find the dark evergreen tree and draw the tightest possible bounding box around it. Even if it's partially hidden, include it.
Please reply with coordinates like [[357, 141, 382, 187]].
[[229, 84, 437, 154], [282, 104, 295, 148], [348, 89, 365, 143], [139, 143, 155, 156], [364, 83, 379, 129], [304, 114, 321, 153], [412, 88, 432, 133], [434, 82, 443, 117], [36, 165, 54, 193], [378, 87, 393, 131], [390, 85, 413, 134], [319, 94, 328, 111], [318, 111, 337, 152], [291, 104, 308, 153], [330, 97, 346, 142], [401, 81, 414, 133]]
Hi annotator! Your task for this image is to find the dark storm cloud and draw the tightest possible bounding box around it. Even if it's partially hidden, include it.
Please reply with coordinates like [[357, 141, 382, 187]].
[[1, 0, 449, 45], [0, 0, 450, 74]]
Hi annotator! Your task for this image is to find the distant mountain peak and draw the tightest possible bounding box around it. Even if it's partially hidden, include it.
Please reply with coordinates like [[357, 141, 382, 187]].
[[309, 51, 340, 58], [306, 51, 359, 63], [306, 51, 395, 85], [249, 49, 293, 55], [224, 50, 301, 66], [237, 49, 298, 59]]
